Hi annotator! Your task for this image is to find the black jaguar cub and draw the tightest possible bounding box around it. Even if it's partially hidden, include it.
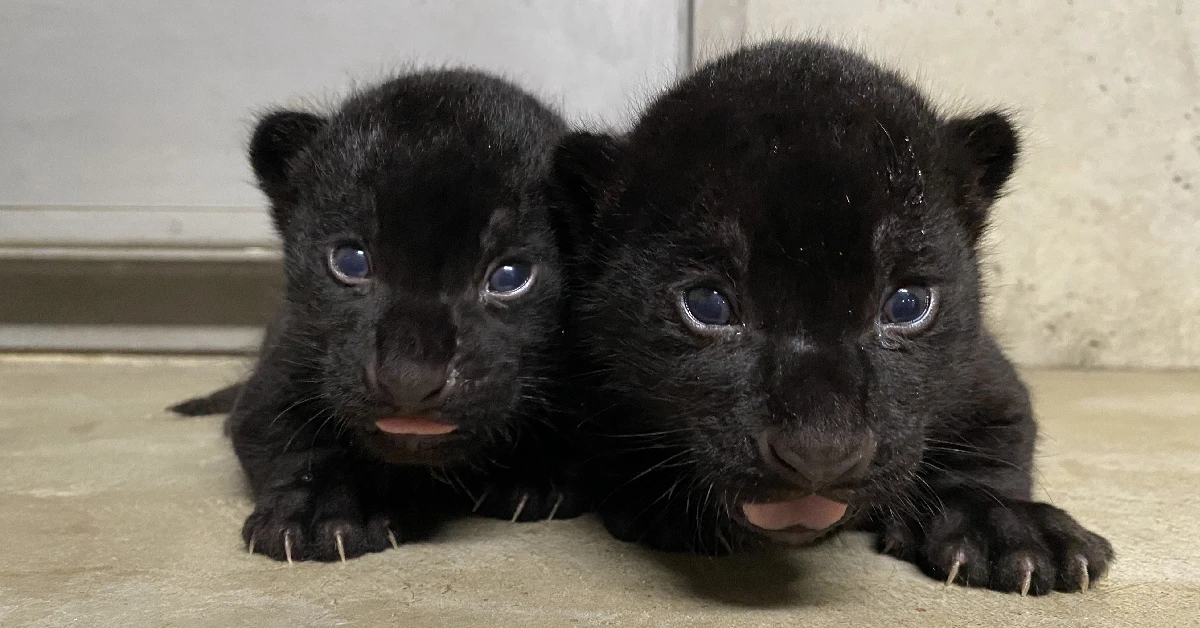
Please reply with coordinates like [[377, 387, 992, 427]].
[[555, 41, 1112, 595], [179, 70, 586, 562]]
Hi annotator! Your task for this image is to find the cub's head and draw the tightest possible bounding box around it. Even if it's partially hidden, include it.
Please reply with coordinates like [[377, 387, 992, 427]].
[[254, 71, 567, 465], [557, 42, 1019, 545]]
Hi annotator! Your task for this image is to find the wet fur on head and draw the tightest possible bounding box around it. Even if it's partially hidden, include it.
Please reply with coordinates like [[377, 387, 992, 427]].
[[218, 70, 587, 563], [556, 40, 1111, 594]]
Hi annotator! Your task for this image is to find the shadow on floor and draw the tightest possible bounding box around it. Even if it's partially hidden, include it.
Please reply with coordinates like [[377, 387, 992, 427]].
[[642, 549, 834, 608]]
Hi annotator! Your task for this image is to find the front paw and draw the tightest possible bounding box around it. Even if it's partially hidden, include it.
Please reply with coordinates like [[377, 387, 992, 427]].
[[470, 481, 590, 522], [879, 497, 1113, 595], [243, 489, 400, 563]]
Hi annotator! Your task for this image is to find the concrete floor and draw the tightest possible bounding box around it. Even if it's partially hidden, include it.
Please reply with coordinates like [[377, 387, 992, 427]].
[[0, 355, 1197, 627]]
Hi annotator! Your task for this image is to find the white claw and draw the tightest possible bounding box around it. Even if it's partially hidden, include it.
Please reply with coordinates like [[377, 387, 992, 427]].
[[472, 488, 492, 513], [510, 492, 530, 523], [881, 538, 896, 555], [284, 530, 294, 566], [545, 493, 565, 521], [247, 534, 256, 555], [335, 531, 346, 564], [946, 559, 962, 586], [945, 547, 967, 586], [387, 529, 400, 551], [1078, 556, 1090, 593], [1019, 556, 1035, 597]]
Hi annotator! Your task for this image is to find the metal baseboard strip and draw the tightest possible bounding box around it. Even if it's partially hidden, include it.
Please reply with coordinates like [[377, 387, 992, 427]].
[[0, 325, 263, 354], [0, 246, 281, 262], [0, 205, 276, 249]]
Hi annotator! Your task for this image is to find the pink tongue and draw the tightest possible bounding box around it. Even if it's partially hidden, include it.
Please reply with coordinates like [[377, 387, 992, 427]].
[[374, 417, 457, 436], [742, 495, 848, 531]]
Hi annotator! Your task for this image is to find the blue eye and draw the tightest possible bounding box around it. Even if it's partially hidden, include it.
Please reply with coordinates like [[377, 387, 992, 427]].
[[683, 287, 733, 327], [883, 286, 933, 325], [486, 262, 534, 296], [328, 244, 371, 284]]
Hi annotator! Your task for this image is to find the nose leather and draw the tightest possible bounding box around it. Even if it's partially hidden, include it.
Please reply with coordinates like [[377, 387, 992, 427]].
[[366, 358, 449, 409], [758, 428, 878, 492]]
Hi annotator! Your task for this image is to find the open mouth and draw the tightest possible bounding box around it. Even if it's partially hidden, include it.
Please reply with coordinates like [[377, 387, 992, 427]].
[[375, 416, 457, 436], [361, 415, 464, 464], [736, 494, 850, 545]]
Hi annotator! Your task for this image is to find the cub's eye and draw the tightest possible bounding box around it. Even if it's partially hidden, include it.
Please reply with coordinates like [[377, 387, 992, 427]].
[[486, 262, 535, 297], [682, 287, 733, 327], [327, 243, 371, 285], [882, 286, 934, 326]]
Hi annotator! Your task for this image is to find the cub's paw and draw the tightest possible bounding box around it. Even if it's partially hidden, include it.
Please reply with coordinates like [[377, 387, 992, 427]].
[[879, 498, 1113, 595], [242, 489, 400, 563], [470, 482, 590, 522]]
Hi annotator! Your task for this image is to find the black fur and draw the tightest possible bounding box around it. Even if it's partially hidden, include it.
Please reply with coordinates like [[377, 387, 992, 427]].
[[555, 41, 1112, 595], [179, 70, 588, 562]]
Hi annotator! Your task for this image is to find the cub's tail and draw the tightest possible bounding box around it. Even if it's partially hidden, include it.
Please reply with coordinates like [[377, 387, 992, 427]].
[[169, 383, 244, 416]]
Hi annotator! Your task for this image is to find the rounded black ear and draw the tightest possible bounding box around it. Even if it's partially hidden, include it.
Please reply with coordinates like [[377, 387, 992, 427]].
[[249, 110, 326, 232], [549, 131, 624, 253], [944, 111, 1020, 243]]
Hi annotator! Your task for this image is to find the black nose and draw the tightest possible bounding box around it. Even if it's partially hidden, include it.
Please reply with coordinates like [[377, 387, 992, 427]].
[[368, 361, 450, 408], [758, 429, 877, 492]]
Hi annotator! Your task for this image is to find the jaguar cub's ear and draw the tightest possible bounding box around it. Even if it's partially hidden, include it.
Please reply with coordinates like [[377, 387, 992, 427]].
[[550, 131, 625, 250], [249, 110, 327, 232], [943, 111, 1020, 245]]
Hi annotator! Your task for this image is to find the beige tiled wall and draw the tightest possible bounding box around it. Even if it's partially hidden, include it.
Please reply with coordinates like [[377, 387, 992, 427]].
[[693, 0, 1200, 368]]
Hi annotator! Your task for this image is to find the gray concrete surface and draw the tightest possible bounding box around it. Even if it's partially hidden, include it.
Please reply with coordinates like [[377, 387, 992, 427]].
[[0, 354, 1197, 627], [694, 0, 1200, 370], [0, 0, 686, 261], [1, 0, 684, 209]]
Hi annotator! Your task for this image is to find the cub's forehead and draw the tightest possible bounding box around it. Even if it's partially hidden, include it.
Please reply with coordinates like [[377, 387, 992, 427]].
[[619, 97, 942, 271], [306, 122, 517, 186], [595, 43, 978, 291], [630, 135, 925, 252], [294, 125, 526, 222]]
